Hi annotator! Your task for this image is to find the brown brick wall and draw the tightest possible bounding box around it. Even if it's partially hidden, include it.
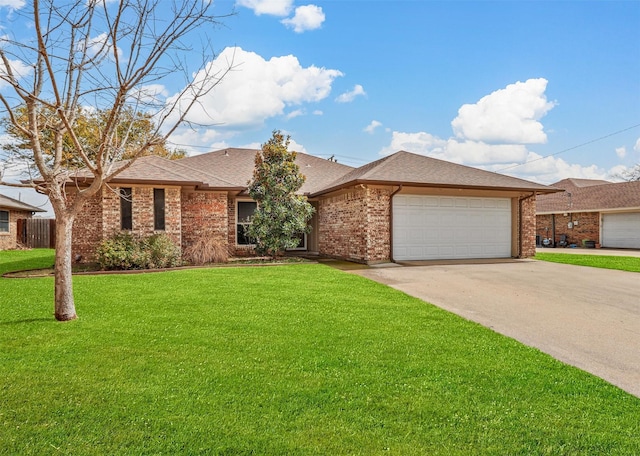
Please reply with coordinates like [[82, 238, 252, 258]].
[[365, 188, 391, 262], [519, 195, 537, 258], [318, 187, 391, 263], [71, 189, 103, 262], [536, 212, 600, 247], [181, 190, 228, 250], [0, 209, 33, 250], [318, 188, 368, 262], [72, 185, 182, 262]]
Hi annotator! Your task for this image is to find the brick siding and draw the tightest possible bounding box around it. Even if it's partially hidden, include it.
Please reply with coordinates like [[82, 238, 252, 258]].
[[318, 187, 391, 263], [519, 195, 537, 258], [71, 185, 182, 262], [181, 190, 228, 251], [70, 189, 103, 262], [536, 211, 600, 247], [0, 209, 33, 250]]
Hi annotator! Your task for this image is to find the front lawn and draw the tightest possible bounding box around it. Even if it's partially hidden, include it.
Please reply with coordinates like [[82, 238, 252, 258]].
[[535, 251, 640, 272], [1, 250, 639, 454]]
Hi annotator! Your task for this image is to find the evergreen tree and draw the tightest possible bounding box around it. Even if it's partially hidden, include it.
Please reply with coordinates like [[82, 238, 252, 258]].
[[247, 131, 315, 259]]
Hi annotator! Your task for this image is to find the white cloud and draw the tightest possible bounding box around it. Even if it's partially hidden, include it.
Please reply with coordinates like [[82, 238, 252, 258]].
[[281, 4, 325, 33], [0, 58, 32, 88], [378, 78, 626, 184], [312, 110, 323, 116], [364, 120, 382, 134], [491, 151, 615, 185], [237, 0, 293, 16], [0, 0, 25, 9], [287, 138, 307, 153], [167, 47, 342, 128], [615, 146, 626, 159], [335, 84, 365, 103], [380, 131, 448, 157], [77, 32, 122, 62], [130, 84, 169, 105], [634, 138, 640, 153], [451, 78, 556, 144], [286, 109, 304, 120]]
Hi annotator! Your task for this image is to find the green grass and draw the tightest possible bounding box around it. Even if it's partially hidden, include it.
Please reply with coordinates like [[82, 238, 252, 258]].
[[535, 252, 640, 273], [1, 250, 639, 455]]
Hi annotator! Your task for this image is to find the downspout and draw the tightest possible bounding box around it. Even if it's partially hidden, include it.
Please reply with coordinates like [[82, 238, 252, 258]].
[[518, 192, 536, 258], [388, 185, 403, 263]]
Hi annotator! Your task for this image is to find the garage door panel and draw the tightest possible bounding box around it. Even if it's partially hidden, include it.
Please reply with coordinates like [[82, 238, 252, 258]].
[[602, 213, 640, 249], [393, 195, 512, 260]]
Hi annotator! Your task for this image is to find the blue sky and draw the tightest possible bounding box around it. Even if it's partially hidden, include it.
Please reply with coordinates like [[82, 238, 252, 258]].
[[1, 0, 639, 213]]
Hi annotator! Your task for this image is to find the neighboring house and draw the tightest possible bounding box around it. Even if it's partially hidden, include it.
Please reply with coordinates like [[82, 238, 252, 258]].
[[0, 193, 46, 250], [536, 178, 640, 249], [69, 148, 556, 264]]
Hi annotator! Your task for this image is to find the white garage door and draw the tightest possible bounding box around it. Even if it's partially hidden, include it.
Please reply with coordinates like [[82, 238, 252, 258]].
[[393, 195, 512, 260], [602, 212, 640, 249]]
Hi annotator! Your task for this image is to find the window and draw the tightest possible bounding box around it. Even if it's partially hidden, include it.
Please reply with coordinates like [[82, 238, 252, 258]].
[[120, 188, 132, 230], [236, 201, 257, 245], [0, 210, 8, 232], [288, 232, 307, 251], [154, 188, 165, 231]]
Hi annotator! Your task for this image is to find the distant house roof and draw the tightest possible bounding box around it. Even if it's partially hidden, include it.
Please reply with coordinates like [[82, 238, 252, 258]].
[[312, 151, 558, 196], [536, 179, 640, 213], [0, 193, 46, 212]]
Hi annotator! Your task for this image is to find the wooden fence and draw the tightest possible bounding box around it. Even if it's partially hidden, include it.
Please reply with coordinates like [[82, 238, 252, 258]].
[[17, 218, 56, 249]]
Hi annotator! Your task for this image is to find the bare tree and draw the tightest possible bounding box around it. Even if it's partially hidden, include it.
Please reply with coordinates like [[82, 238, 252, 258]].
[[618, 164, 640, 182], [0, 0, 234, 321]]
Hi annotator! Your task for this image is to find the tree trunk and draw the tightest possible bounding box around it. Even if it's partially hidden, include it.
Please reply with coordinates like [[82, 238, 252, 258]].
[[54, 216, 77, 321]]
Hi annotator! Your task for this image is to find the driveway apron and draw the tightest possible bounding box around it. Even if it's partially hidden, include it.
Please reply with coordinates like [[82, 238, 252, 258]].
[[352, 260, 640, 397]]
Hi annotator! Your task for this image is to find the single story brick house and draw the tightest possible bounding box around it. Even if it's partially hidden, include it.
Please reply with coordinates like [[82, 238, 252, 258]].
[[70, 149, 557, 264], [536, 178, 640, 249], [0, 193, 46, 250]]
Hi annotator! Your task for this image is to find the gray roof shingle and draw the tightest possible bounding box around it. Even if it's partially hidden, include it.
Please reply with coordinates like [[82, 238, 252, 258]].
[[0, 193, 46, 212], [179, 148, 355, 194], [313, 151, 557, 196], [66, 148, 558, 196], [536, 179, 640, 213]]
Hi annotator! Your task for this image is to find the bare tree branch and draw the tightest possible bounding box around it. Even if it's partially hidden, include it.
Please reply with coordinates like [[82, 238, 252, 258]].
[[0, 0, 235, 321]]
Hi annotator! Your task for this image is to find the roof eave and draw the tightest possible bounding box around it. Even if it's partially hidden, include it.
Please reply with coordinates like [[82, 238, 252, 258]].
[[69, 176, 245, 192], [537, 205, 640, 215], [310, 179, 558, 198]]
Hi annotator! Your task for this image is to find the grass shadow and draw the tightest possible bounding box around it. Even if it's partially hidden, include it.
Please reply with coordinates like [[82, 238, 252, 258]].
[[0, 317, 54, 326]]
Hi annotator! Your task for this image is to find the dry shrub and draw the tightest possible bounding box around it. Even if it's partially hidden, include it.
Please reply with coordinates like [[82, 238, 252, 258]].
[[184, 237, 229, 265]]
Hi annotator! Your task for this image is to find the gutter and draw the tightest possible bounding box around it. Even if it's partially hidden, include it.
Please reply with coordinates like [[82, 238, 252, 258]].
[[388, 185, 403, 263], [309, 179, 559, 199]]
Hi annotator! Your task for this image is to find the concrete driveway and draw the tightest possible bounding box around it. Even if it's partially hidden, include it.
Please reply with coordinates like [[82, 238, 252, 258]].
[[352, 259, 640, 397]]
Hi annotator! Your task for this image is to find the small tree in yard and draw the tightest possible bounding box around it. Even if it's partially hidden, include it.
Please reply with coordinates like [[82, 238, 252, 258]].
[[246, 131, 315, 260], [0, 0, 233, 321]]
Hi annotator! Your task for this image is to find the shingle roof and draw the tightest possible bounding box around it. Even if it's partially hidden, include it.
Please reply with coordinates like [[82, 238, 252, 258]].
[[536, 179, 640, 213], [179, 148, 355, 195], [0, 193, 46, 212], [66, 149, 557, 196], [70, 155, 242, 190], [312, 151, 557, 196], [551, 178, 613, 189]]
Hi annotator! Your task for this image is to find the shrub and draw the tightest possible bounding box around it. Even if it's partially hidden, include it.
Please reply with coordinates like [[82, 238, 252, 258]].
[[183, 237, 229, 265], [95, 232, 181, 270], [144, 234, 182, 269]]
